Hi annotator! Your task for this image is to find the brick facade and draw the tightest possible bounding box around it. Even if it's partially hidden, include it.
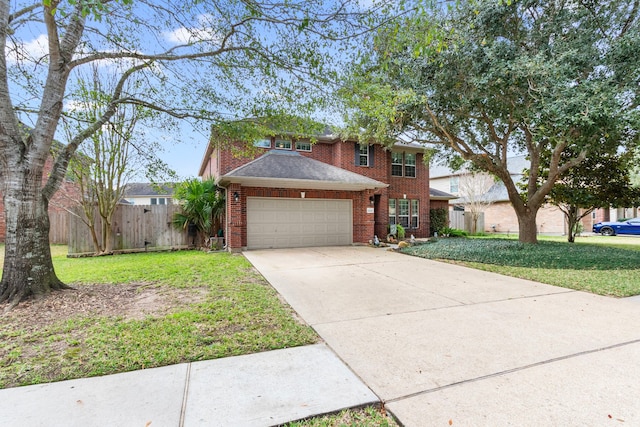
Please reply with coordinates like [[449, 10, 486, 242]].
[[226, 186, 377, 250], [202, 137, 434, 250], [483, 202, 567, 234]]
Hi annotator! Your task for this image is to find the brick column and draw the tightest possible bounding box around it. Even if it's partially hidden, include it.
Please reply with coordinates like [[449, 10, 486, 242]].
[[227, 184, 244, 251]]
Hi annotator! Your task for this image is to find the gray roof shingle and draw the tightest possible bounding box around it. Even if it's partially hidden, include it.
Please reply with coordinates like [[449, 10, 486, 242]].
[[218, 150, 388, 190], [429, 188, 457, 200], [124, 183, 174, 197]]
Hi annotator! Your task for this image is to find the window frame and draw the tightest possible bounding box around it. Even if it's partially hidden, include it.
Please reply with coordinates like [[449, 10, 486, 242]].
[[295, 140, 312, 152], [358, 144, 369, 166], [150, 198, 157, 205], [411, 199, 419, 228], [398, 199, 410, 228], [450, 176, 459, 193], [275, 139, 292, 150], [404, 153, 416, 178], [391, 152, 403, 177], [254, 138, 271, 149], [389, 198, 397, 225]]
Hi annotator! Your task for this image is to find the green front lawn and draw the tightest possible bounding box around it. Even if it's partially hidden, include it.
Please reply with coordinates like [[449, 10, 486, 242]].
[[402, 237, 640, 297], [0, 249, 317, 389]]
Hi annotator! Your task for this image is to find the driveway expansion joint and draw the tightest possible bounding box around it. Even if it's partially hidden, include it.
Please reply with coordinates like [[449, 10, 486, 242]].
[[384, 338, 640, 405]]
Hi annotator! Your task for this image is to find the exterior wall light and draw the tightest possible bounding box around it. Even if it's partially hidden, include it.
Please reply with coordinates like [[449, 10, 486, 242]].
[[233, 192, 239, 202]]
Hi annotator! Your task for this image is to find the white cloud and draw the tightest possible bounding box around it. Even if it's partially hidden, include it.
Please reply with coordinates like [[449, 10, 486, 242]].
[[7, 34, 49, 64], [163, 14, 222, 45]]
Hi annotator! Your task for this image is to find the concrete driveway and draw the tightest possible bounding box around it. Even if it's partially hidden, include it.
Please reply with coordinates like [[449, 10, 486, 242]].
[[244, 246, 640, 426]]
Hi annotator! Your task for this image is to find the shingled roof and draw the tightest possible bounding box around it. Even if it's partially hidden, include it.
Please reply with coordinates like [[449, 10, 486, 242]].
[[124, 183, 174, 197], [429, 188, 457, 200], [217, 150, 388, 191]]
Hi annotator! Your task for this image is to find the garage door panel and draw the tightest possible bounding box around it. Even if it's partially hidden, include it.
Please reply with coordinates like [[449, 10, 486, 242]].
[[247, 197, 352, 249]]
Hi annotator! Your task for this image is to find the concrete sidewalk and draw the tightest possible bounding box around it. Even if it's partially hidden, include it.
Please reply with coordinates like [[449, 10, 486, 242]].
[[244, 246, 640, 426], [0, 344, 378, 427]]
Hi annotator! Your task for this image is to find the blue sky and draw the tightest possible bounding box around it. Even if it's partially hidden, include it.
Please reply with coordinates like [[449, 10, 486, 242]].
[[7, 0, 390, 183]]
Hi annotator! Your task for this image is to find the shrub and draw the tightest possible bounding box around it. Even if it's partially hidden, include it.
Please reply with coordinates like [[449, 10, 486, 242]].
[[430, 208, 448, 236], [441, 227, 468, 237], [396, 224, 406, 240]]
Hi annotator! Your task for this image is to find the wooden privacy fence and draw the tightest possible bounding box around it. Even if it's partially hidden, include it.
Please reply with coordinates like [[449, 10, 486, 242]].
[[49, 211, 70, 244], [450, 210, 485, 233], [68, 204, 190, 254]]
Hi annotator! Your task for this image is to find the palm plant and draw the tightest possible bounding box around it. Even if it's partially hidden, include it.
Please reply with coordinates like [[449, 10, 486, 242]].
[[172, 179, 225, 239]]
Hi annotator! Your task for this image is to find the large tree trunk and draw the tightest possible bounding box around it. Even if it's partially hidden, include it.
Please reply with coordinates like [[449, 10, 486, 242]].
[[515, 205, 539, 244], [0, 176, 71, 307]]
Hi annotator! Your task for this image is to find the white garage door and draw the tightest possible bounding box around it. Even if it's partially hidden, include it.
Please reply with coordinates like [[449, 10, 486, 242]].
[[247, 197, 353, 249]]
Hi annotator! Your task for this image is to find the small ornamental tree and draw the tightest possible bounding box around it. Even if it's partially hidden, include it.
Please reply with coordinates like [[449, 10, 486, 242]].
[[458, 172, 496, 234], [541, 150, 640, 243], [172, 179, 224, 247]]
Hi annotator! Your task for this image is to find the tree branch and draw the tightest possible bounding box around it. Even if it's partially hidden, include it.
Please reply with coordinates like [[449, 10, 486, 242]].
[[43, 60, 150, 200]]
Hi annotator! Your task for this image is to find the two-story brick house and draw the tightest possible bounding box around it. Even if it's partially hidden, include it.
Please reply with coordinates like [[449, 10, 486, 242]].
[[199, 130, 449, 250]]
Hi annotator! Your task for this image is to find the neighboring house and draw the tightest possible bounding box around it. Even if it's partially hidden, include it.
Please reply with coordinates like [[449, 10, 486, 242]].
[[430, 155, 567, 234], [123, 183, 174, 206], [199, 130, 454, 251]]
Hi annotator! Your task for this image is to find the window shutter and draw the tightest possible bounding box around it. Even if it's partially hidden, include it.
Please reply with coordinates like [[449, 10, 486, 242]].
[[354, 143, 359, 165], [369, 144, 374, 167]]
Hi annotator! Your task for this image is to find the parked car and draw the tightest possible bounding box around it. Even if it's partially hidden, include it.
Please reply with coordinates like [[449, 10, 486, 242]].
[[593, 218, 640, 236]]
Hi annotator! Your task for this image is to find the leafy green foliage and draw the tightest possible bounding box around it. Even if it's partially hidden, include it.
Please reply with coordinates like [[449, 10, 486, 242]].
[[403, 238, 640, 296], [172, 178, 224, 238], [342, 0, 640, 243], [441, 227, 467, 237], [429, 207, 448, 236]]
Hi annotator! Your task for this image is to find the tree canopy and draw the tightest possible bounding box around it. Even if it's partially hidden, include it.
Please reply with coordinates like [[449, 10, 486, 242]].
[[341, 0, 640, 243], [0, 0, 402, 306]]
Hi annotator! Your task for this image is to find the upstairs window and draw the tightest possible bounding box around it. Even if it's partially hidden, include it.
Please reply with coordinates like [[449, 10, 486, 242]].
[[391, 152, 417, 177], [450, 176, 459, 193], [405, 153, 416, 178], [295, 140, 311, 151], [275, 139, 292, 150], [358, 144, 369, 166], [391, 152, 403, 176], [254, 138, 271, 148], [354, 143, 374, 166]]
